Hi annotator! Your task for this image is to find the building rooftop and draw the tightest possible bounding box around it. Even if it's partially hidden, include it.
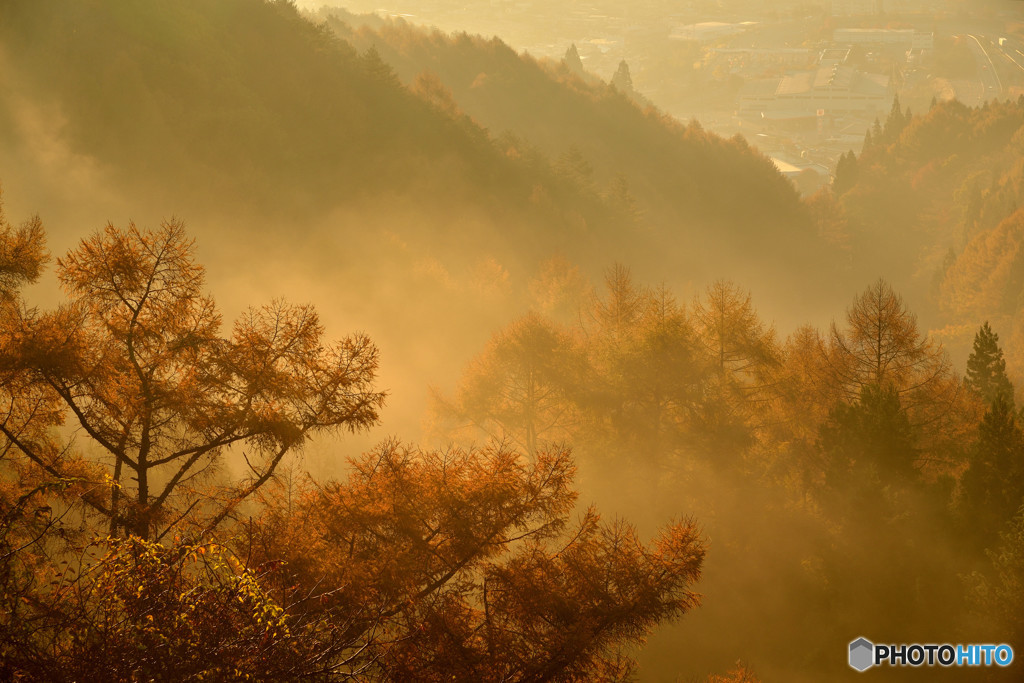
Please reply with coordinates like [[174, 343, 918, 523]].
[[771, 157, 805, 175], [773, 66, 888, 97], [777, 71, 814, 95]]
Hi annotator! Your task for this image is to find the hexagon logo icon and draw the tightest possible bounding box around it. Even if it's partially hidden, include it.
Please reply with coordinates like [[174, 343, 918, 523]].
[[849, 637, 874, 672]]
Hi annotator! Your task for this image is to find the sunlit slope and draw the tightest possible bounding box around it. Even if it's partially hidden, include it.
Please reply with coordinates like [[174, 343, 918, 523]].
[[0, 0, 622, 257], [325, 12, 822, 270], [825, 98, 1024, 367], [0, 0, 834, 293]]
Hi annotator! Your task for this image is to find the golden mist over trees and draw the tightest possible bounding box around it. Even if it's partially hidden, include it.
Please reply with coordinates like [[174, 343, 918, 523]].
[[0, 204, 707, 681], [4, 0, 1024, 680], [430, 265, 1023, 681]]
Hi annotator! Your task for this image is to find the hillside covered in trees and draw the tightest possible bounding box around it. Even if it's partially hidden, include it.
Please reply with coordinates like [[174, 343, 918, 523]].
[[319, 9, 815, 272], [0, 0, 827, 292], [822, 97, 1024, 370]]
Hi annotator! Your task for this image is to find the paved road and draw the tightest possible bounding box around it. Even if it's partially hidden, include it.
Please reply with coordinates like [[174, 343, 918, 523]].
[[966, 33, 1003, 101], [998, 37, 1024, 73], [988, 34, 1024, 97]]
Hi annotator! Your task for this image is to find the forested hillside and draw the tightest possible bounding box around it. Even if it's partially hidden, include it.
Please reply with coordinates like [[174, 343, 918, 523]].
[[320, 10, 816, 271], [823, 98, 1024, 372], [0, 0, 613, 255], [0, 213, 710, 681], [0, 0, 844, 308]]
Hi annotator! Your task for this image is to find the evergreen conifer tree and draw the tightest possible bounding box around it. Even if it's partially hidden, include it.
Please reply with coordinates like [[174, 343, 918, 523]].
[[833, 150, 859, 195], [563, 43, 584, 75], [966, 322, 1014, 408], [961, 395, 1024, 548], [611, 60, 634, 93]]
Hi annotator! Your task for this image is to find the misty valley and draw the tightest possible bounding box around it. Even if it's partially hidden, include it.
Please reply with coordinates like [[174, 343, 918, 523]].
[[2, 0, 1024, 681]]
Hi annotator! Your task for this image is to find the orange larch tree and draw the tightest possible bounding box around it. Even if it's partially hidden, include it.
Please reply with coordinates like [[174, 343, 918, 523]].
[[1, 219, 385, 540], [244, 441, 706, 682]]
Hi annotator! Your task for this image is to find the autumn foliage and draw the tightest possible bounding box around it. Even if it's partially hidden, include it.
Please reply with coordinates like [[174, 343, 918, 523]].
[[4, 536, 325, 680], [0, 203, 707, 680], [2, 218, 385, 542], [428, 263, 1024, 678], [246, 443, 704, 680]]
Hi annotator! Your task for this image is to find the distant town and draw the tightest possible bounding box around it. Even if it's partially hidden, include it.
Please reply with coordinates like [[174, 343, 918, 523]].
[[298, 0, 1024, 193]]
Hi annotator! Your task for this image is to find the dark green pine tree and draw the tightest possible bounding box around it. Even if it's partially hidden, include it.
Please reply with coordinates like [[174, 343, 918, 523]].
[[817, 383, 920, 527], [563, 43, 584, 76], [820, 382, 919, 483], [883, 95, 908, 143], [833, 150, 859, 196], [610, 60, 634, 94], [966, 322, 1015, 408], [361, 46, 399, 86], [960, 395, 1024, 548]]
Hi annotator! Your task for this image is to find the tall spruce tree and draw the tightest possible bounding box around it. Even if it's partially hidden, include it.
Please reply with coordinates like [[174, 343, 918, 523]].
[[563, 43, 584, 75], [820, 382, 919, 483], [611, 60, 634, 93], [960, 395, 1024, 549], [833, 150, 859, 195], [966, 322, 1014, 408], [883, 95, 909, 143]]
